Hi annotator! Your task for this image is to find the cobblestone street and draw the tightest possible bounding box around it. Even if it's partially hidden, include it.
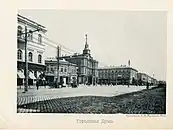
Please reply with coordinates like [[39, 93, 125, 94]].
[[17, 85, 154, 106], [17, 86, 166, 114]]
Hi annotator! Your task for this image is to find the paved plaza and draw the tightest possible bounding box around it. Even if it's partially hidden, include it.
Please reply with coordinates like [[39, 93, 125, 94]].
[[17, 85, 158, 113], [17, 85, 155, 105], [17, 86, 166, 114]]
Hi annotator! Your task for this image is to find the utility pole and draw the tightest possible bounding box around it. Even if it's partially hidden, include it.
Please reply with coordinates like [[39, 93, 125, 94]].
[[24, 26, 28, 92], [21, 25, 40, 93], [57, 46, 60, 88]]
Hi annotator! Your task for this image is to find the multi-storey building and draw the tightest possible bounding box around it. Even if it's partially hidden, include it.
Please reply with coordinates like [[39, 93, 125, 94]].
[[137, 72, 157, 85], [17, 14, 47, 87], [98, 65, 138, 85], [60, 34, 98, 85], [45, 58, 77, 87]]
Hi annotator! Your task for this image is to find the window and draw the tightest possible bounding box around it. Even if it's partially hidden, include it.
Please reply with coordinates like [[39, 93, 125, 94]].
[[17, 49, 22, 60], [46, 67, 49, 72], [51, 66, 54, 72], [38, 34, 42, 44], [17, 26, 23, 37], [61, 68, 63, 72], [38, 54, 42, 63], [28, 30, 33, 41], [64, 68, 67, 72], [28, 52, 33, 62]]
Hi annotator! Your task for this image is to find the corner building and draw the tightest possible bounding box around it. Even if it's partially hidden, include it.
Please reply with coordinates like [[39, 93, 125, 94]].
[[17, 14, 47, 87], [98, 65, 138, 85], [45, 58, 77, 87], [60, 34, 99, 85]]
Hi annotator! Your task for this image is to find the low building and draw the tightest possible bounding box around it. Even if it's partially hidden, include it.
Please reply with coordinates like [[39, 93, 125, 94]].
[[45, 58, 77, 87], [17, 14, 47, 87], [151, 77, 158, 85], [137, 72, 157, 86], [98, 65, 138, 85]]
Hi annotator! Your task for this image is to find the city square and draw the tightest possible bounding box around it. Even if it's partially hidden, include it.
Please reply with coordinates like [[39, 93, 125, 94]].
[[17, 10, 166, 114]]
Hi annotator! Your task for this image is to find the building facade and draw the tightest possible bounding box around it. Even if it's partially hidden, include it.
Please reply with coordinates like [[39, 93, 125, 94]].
[[17, 14, 47, 87], [45, 58, 77, 87], [137, 72, 157, 86], [60, 34, 99, 85], [98, 65, 138, 85]]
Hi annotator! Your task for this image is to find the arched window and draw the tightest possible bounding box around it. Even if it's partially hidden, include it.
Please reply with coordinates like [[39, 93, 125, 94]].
[[17, 49, 22, 60], [28, 30, 33, 41], [51, 66, 54, 72], [17, 26, 23, 37], [38, 34, 42, 44], [28, 52, 33, 62], [61, 68, 63, 72], [64, 68, 67, 72], [38, 54, 42, 63]]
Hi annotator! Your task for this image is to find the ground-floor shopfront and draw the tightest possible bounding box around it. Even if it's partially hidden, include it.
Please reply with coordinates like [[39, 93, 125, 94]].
[[17, 61, 46, 87], [45, 74, 77, 87], [98, 77, 139, 86], [98, 78, 131, 85], [78, 75, 98, 85]]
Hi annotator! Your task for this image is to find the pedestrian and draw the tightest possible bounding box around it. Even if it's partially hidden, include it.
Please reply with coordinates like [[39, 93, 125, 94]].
[[44, 80, 46, 88], [146, 82, 149, 89], [36, 80, 39, 90]]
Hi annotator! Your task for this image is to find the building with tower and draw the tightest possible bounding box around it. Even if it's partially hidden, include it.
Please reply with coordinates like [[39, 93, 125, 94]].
[[60, 34, 99, 85]]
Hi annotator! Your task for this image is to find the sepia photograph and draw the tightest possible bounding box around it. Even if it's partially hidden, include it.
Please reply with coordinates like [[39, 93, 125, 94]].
[[17, 10, 166, 114]]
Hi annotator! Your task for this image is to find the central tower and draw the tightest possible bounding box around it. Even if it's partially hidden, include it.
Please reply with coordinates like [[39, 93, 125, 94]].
[[83, 34, 90, 55]]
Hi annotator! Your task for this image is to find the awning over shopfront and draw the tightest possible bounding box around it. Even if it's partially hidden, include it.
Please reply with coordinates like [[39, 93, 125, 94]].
[[17, 69, 25, 79], [37, 71, 41, 78], [29, 71, 36, 79]]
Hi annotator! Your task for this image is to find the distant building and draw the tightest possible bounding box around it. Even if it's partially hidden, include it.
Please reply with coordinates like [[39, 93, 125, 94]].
[[45, 58, 77, 87], [137, 72, 157, 85], [60, 34, 99, 85], [17, 14, 47, 87], [98, 65, 138, 85]]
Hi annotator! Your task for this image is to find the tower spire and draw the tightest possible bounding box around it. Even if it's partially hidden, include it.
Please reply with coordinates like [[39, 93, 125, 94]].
[[85, 34, 87, 43], [83, 33, 90, 55], [85, 34, 88, 49]]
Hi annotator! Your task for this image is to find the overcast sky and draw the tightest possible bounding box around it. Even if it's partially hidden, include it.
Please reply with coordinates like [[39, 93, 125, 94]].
[[18, 10, 167, 81]]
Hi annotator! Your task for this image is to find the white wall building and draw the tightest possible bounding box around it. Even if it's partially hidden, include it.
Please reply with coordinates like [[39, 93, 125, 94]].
[[45, 57, 78, 87], [17, 14, 47, 87]]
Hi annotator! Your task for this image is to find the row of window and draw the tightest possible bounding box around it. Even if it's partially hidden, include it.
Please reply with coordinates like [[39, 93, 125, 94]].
[[18, 25, 42, 44], [47, 66, 76, 73], [99, 70, 131, 73], [100, 74, 130, 77], [17, 49, 42, 63], [99, 72, 130, 75], [83, 59, 98, 68]]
